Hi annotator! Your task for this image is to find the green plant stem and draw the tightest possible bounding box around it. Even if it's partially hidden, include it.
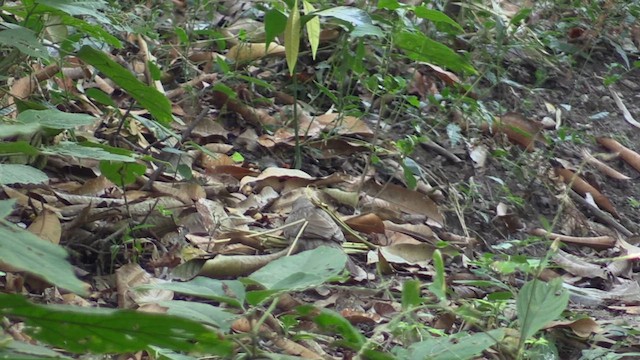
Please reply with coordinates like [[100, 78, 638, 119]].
[[292, 74, 302, 169]]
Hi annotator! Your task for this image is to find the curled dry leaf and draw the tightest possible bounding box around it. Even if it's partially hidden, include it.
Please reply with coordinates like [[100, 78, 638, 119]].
[[581, 148, 631, 180], [554, 168, 619, 218], [226, 43, 285, 63], [552, 249, 607, 279], [481, 113, 544, 151], [609, 88, 640, 128], [211, 89, 277, 126], [378, 243, 436, 267], [383, 221, 436, 243], [115, 263, 173, 309], [314, 113, 374, 138], [529, 228, 616, 249], [597, 137, 640, 173], [344, 213, 385, 234], [544, 318, 601, 338], [362, 180, 443, 226]]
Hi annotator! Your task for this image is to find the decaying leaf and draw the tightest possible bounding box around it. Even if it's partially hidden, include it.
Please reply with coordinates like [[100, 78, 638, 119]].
[[597, 137, 640, 173], [226, 43, 285, 63], [481, 113, 544, 151], [554, 168, 619, 218]]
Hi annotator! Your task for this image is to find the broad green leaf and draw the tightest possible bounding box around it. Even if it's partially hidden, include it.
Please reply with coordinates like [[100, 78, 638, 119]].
[[412, 6, 463, 33], [85, 88, 116, 107], [351, 24, 384, 38], [0, 199, 15, 218], [77, 46, 173, 126], [17, 109, 96, 129], [59, 14, 122, 48], [378, 0, 401, 10], [401, 163, 417, 190], [394, 31, 476, 75], [315, 6, 371, 26], [396, 329, 506, 360], [3, 339, 71, 359], [284, 0, 301, 76], [0, 123, 41, 137], [0, 294, 233, 355], [517, 278, 569, 342], [145, 277, 245, 308], [313, 309, 366, 350], [249, 246, 346, 291], [264, 9, 287, 49], [0, 207, 87, 295], [99, 161, 146, 186], [160, 300, 237, 332], [315, 6, 383, 37], [42, 142, 136, 162], [0, 141, 40, 156], [0, 164, 48, 185], [303, 0, 320, 59], [0, 28, 49, 59], [35, 0, 111, 25]]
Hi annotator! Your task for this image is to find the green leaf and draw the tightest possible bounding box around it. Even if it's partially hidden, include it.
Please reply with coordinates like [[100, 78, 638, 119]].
[[264, 9, 287, 49], [313, 309, 366, 350], [401, 163, 417, 190], [284, 0, 301, 76], [249, 246, 346, 291], [2, 339, 71, 359], [412, 6, 463, 33], [0, 141, 40, 156], [59, 14, 122, 48], [160, 300, 237, 333], [17, 109, 96, 129], [428, 249, 447, 302], [0, 164, 48, 185], [0, 199, 15, 218], [77, 46, 173, 126], [0, 123, 41, 137], [247, 246, 347, 305], [35, 0, 111, 25], [517, 278, 569, 343], [0, 28, 50, 59], [99, 161, 146, 186], [315, 6, 383, 38], [42, 142, 136, 162], [394, 31, 476, 75], [0, 294, 233, 355], [85, 88, 116, 107], [231, 152, 244, 163], [377, 0, 401, 10], [303, 0, 320, 59], [397, 329, 506, 360], [145, 277, 245, 308], [0, 205, 87, 295], [401, 279, 422, 310]]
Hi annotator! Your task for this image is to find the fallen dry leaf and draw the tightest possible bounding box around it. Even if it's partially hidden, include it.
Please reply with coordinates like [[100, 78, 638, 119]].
[[554, 167, 619, 218]]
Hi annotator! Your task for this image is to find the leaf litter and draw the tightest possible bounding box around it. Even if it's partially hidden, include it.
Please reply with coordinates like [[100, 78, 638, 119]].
[[2, 1, 640, 359]]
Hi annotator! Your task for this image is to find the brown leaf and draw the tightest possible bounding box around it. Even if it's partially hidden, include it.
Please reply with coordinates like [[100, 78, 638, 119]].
[[481, 113, 544, 151], [529, 228, 616, 249], [344, 213, 385, 234], [581, 148, 631, 180], [226, 43, 285, 63], [554, 168, 619, 218], [27, 210, 61, 245], [363, 180, 443, 226], [597, 137, 640, 173]]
